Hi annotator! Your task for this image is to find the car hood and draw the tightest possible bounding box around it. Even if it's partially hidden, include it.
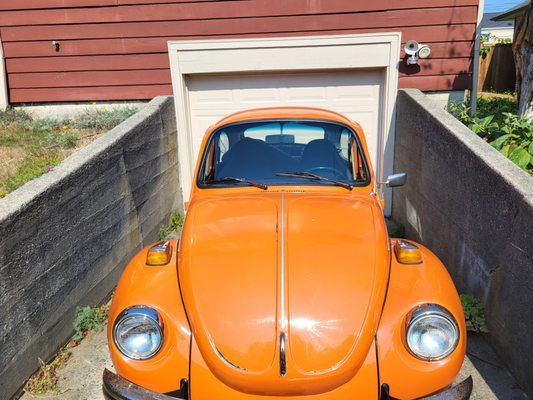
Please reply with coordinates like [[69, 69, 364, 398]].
[[178, 191, 390, 395]]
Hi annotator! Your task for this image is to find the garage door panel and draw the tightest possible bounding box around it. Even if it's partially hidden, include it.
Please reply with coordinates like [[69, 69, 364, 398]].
[[188, 70, 382, 170]]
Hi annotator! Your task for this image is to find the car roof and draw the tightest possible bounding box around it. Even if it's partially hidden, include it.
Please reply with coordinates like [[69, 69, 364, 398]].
[[211, 107, 356, 129]]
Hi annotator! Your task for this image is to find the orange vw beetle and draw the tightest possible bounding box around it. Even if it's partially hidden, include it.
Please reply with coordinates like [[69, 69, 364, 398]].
[[103, 107, 472, 400]]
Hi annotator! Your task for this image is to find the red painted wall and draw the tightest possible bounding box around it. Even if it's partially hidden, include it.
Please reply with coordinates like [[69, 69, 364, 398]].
[[0, 0, 479, 103]]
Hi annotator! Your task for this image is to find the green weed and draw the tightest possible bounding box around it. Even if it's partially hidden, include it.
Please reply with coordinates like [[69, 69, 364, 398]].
[[460, 294, 489, 333], [24, 351, 71, 395], [159, 210, 185, 240], [0, 106, 32, 129], [448, 95, 532, 173], [75, 106, 138, 130], [389, 223, 407, 239], [72, 304, 109, 341]]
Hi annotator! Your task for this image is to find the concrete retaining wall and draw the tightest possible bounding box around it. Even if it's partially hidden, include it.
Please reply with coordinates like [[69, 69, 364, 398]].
[[0, 96, 181, 399], [393, 89, 533, 397]]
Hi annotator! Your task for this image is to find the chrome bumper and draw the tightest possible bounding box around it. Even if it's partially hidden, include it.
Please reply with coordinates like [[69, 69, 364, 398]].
[[382, 376, 473, 400], [104, 368, 472, 400], [102, 369, 184, 400]]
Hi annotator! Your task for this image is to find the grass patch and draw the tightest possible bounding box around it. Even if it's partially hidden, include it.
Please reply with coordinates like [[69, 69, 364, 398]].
[[0, 106, 138, 198], [24, 351, 71, 395], [159, 210, 185, 240], [72, 304, 110, 341]]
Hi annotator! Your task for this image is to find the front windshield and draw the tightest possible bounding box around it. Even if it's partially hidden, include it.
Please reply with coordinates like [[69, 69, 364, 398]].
[[198, 120, 370, 188]]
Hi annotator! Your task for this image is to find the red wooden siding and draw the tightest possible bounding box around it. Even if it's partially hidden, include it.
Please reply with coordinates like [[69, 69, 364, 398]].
[[0, 0, 479, 103]]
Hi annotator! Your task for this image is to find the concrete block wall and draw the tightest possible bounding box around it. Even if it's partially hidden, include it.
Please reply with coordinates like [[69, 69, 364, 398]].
[[392, 89, 533, 397], [0, 96, 181, 400]]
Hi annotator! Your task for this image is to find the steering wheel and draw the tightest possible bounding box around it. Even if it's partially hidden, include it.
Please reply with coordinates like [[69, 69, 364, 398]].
[[304, 166, 346, 180]]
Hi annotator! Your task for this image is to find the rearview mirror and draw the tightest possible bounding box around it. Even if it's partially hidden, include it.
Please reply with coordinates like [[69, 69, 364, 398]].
[[386, 173, 407, 187]]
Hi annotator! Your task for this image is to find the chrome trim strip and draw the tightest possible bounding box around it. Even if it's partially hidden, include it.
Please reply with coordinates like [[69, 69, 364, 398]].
[[280, 332, 287, 376], [280, 192, 286, 330], [214, 346, 246, 370]]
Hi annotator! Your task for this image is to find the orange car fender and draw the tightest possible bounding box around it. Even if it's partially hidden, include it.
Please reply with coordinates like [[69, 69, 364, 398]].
[[377, 239, 467, 399], [107, 240, 191, 393]]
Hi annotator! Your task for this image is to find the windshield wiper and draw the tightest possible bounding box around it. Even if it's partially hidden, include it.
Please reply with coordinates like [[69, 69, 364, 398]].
[[276, 171, 353, 190], [209, 177, 268, 190]]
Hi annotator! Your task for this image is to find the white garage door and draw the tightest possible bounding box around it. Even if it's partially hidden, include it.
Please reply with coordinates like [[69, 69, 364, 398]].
[[168, 34, 400, 214], [187, 70, 383, 171]]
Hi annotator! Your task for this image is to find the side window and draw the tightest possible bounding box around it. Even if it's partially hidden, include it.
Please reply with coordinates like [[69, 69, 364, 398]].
[[202, 139, 216, 181], [218, 131, 229, 162], [351, 136, 366, 180], [339, 129, 351, 160]]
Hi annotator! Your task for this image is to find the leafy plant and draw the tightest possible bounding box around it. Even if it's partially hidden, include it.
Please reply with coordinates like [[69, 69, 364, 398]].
[[32, 117, 72, 133], [496, 37, 512, 44], [159, 226, 170, 240], [72, 304, 109, 340], [460, 294, 488, 333], [479, 46, 491, 57], [0, 106, 33, 129], [75, 106, 138, 130], [159, 210, 185, 240], [489, 113, 533, 171], [476, 95, 517, 125], [448, 96, 532, 173]]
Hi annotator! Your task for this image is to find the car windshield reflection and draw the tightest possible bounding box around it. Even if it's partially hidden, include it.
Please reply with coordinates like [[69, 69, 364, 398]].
[[198, 120, 370, 188]]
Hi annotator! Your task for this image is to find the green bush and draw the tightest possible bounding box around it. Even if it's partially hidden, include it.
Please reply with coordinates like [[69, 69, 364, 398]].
[[476, 96, 517, 125], [32, 118, 73, 133], [0, 107, 33, 129], [448, 98, 533, 173], [75, 106, 138, 130], [490, 113, 533, 171]]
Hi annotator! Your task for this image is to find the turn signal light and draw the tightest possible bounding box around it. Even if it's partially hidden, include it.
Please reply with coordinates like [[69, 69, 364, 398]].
[[146, 241, 172, 266], [394, 240, 422, 264]]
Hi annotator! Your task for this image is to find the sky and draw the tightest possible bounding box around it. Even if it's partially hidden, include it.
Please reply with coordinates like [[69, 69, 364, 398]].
[[484, 0, 526, 13]]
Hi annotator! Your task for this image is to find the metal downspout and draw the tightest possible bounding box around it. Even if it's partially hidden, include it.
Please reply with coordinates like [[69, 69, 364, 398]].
[[470, 0, 485, 116]]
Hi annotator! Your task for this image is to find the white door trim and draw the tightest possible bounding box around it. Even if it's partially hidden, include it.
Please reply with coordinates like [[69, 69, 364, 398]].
[[168, 33, 400, 214]]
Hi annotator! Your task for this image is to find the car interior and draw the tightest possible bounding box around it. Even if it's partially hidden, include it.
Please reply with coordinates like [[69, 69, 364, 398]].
[[200, 120, 368, 185]]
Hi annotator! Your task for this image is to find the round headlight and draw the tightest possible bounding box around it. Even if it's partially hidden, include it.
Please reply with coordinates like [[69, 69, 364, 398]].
[[113, 306, 163, 360], [406, 304, 459, 361]]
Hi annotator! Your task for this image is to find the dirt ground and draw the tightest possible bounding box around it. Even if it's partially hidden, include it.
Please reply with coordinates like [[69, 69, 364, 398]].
[[19, 326, 529, 400]]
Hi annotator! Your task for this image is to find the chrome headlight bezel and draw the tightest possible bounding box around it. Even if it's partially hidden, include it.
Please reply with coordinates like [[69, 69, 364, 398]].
[[113, 306, 164, 360], [405, 304, 459, 361]]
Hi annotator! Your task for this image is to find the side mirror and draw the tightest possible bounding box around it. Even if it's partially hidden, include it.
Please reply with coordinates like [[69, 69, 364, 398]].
[[385, 172, 407, 187]]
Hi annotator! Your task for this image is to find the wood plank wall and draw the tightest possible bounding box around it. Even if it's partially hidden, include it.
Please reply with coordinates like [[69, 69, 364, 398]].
[[0, 0, 479, 103]]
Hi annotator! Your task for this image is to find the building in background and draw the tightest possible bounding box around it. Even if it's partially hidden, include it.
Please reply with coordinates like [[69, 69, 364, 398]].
[[491, 0, 530, 40], [480, 12, 514, 42], [0, 0, 479, 107]]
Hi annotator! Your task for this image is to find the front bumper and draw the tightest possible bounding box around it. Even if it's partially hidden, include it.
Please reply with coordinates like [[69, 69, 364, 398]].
[[103, 368, 472, 400], [103, 369, 184, 400], [382, 376, 473, 400]]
